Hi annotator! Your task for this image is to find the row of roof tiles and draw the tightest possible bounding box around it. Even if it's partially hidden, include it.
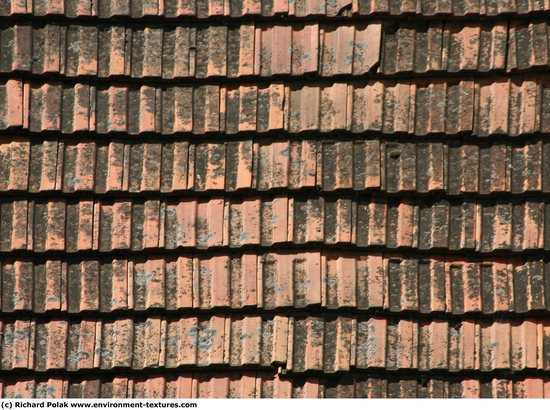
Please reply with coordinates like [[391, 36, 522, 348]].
[[1, 197, 550, 253], [381, 20, 550, 74], [1, 254, 549, 314], [2, 0, 549, 18], [3, 374, 550, 398], [4, 374, 550, 399], [1, 315, 550, 372], [0, 23, 380, 79], [2, 21, 548, 79], [1, 78, 549, 136], [3, 138, 550, 195]]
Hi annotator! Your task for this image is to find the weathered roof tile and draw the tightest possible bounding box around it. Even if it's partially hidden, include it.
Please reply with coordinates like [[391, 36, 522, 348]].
[[2, 21, 548, 80], [5, 78, 550, 135], [2, 0, 550, 17], [1, 0, 548, 396], [3, 315, 550, 373], [2, 254, 550, 314], [6, 373, 550, 398]]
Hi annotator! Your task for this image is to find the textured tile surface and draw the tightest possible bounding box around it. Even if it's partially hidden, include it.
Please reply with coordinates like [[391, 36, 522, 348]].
[[1, 315, 550, 373], [4, 374, 550, 398], [2, 0, 550, 18], [3, 254, 550, 314], [1, 0, 549, 399], [2, 78, 550, 135]]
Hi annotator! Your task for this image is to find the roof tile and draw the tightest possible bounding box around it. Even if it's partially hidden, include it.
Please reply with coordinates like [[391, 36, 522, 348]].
[[5, 20, 550, 78], [1, 0, 548, 396], [2, 255, 550, 314], [3, 315, 550, 373], [2, 0, 550, 17], [3, 197, 550, 252], [4, 78, 549, 135], [9, 137, 550, 195], [5, 373, 550, 398]]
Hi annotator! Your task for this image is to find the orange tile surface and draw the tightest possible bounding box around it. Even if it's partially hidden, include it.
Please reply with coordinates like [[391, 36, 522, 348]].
[[0, 0, 549, 398]]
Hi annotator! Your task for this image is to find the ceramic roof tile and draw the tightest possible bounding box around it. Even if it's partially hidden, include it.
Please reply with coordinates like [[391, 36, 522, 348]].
[[2, 254, 550, 315], [5, 374, 550, 398], [0, 22, 379, 79], [2, 0, 550, 17], [2, 0, 549, 397], [379, 20, 550, 74], [2, 315, 550, 373], [3, 78, 550, 135], [0, 375, 538, 398], [3, 197, 550, 253]]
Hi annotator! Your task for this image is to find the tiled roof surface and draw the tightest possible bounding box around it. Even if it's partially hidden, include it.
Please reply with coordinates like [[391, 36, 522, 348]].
[[2, 255, 550, 314], [2, 78, 550, 135], [2, 0, 550, 18], [1, 0, 550, 399], [5, 374, 550, 398]]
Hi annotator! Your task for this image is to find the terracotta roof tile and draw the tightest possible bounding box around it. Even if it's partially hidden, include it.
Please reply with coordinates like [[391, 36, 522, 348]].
[[5, 374, 550, 398], [4, 196, 550, 252], [5, 137, 550, 195], [2, 0, 549, 397], [2, 0, 549, 18], [2, 78, 549, 135], [2, 315, 550, 373], [0, 22, 378, 79], [2, 255, 550, 314], [380, 20, 550, 74]]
